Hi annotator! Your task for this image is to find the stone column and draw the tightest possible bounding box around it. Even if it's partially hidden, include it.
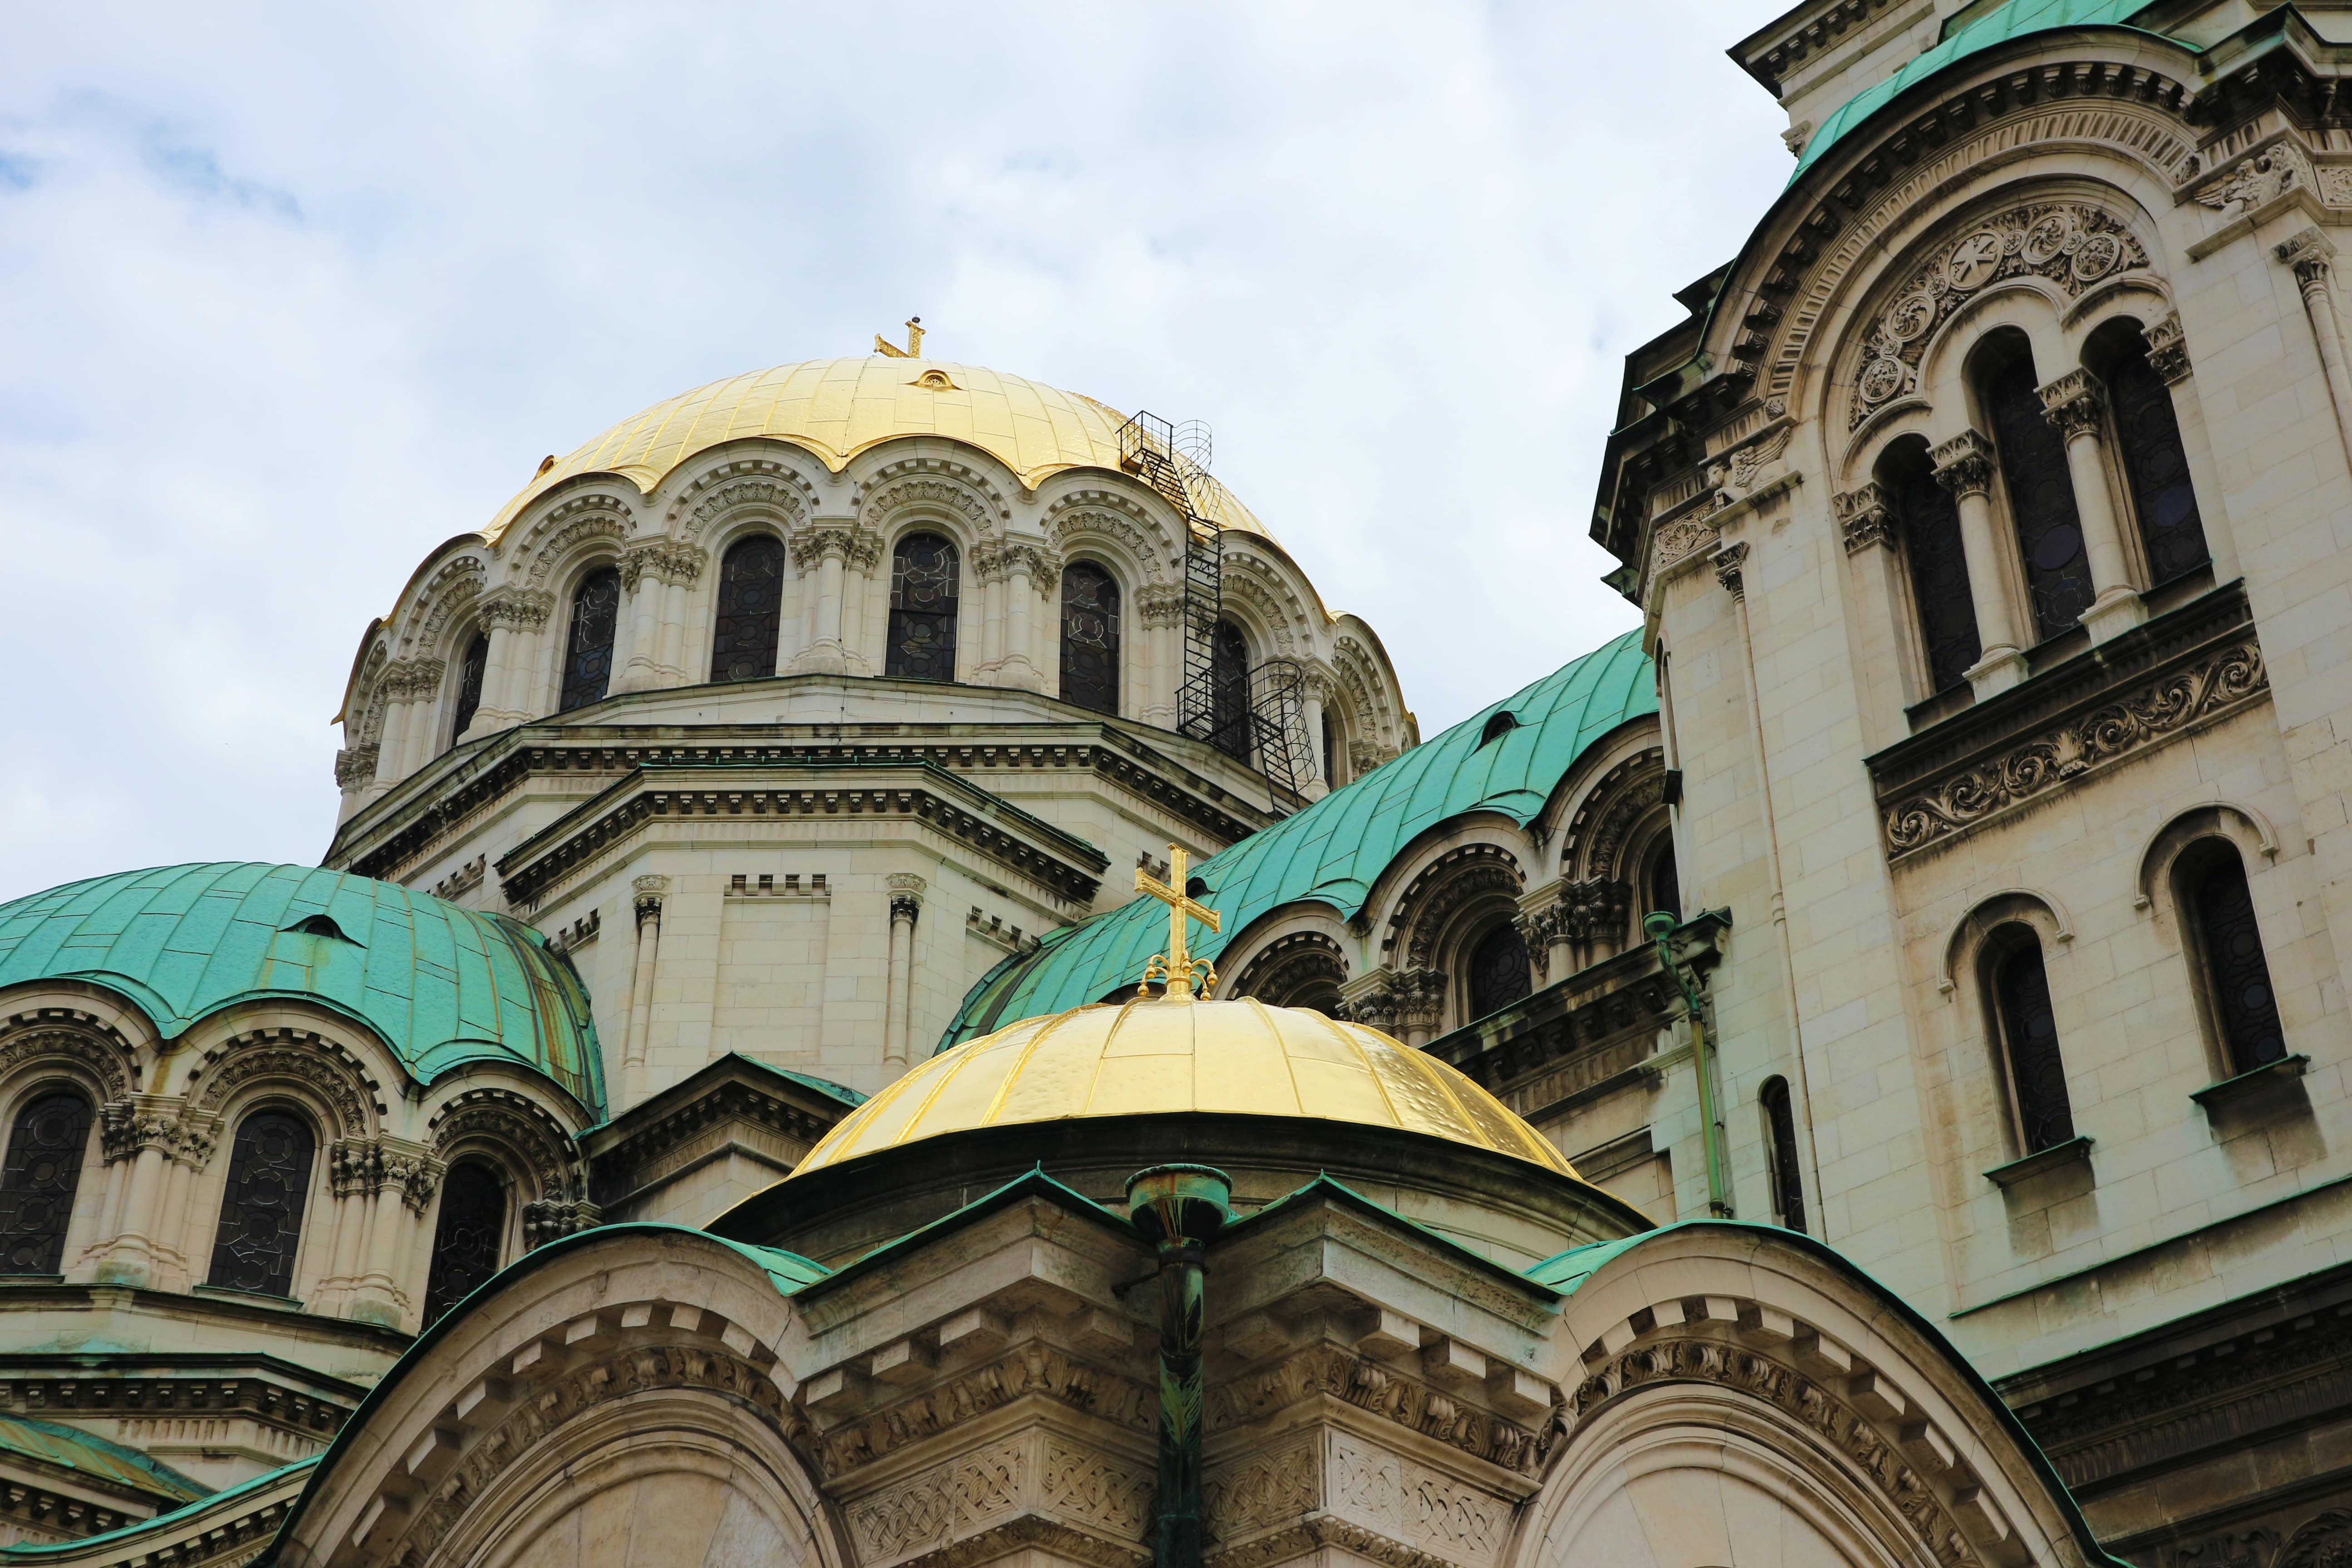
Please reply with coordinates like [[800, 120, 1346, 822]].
[[973, 550, 1007, 678], [2140, 311, 2236, 583], [997, 544, 1051, 692], [319, 1140, 372, 1313], [93, 1096, 179, 1287], [1931, 431, 2029, 694], [790, 528, 852, 675], [1137, 584, 1185, 728], [614, 546, 666, 693], [2039, 369, 2143, 642], [656, 553, 702, 685], [396, 660, 446, 774], [839, 529, 883, 675], [622, 875, 667, 1107], [2279, 228, 2352, 465], [465, 591, 554, 736], [368, 663, 417, 794], [1300, 681, 1328, 798], [882, 874, 925, 1081]]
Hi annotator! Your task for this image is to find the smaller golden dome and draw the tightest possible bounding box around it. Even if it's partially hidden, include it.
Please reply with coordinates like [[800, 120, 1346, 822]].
[[789, 992, 1576, 1180]]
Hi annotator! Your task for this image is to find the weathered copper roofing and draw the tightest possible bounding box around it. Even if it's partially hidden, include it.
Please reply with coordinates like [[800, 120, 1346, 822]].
[[941, 629, 1654, 1044], [0, 864, 604, 1112], [0, 1414, 210, 1507]]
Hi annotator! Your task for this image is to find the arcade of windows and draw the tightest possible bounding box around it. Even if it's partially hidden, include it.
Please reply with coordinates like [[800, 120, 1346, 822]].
[[1864, 316, 2206, 701]]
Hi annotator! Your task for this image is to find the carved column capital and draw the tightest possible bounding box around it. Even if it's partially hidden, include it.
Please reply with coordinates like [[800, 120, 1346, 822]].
[[887, 872, 925, 925], [791, 525, 883, 572], [334, 745, 381, 789], [1930, 430, 1995, 498], [1712, 542, 1749, 601], [2142, 311, 2191, 385], [476, 588, 553, 632], [2279, 225, 2336, 290], [2038, 369, 2106, 438], [621, 540, 705, 592], [1833, 482, 1896, 555], [632, 872, 669, 929]]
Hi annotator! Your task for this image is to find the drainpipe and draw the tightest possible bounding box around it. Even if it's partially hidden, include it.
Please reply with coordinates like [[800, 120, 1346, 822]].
[[1648, 911, 1731, 1219], [1126, 1163, 1232, 1568]]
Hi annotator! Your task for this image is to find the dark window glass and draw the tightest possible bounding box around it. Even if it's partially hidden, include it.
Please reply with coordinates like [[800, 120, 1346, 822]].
[[1647, 843, 1681, 922], [1760, 1077, 1806, 1234], [422, 1162, 507, 1324], [1322, 709, 1339, 788], [1894, 456, 1981, 691], [1985, 356, 2093, 641], [450, 632, 489, 746], [0, 1091, 91, 1275], [1992, 936, 2074, 1154], [558, 567, 621, 712], [1058, 562, 1120, 714], [885, 534, 960, 681], [2190, 848, 2286, 1072], [709, 535, 785, 683], [1467, 923, 1532, 1019], [2111, 346, 2209, 584], [206, 1111, 316, 1297], [1210, 621, 1252, 764]]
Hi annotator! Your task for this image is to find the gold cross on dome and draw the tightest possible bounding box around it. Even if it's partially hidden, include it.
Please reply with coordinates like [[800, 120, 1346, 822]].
[[1135, 843, 1220, 1001], [873, 316, 925, 358]]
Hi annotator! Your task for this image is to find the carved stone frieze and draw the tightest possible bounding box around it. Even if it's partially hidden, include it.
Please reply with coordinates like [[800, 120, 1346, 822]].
[[1233, 932, 1347, 1009], [1850, 203, 2149, 429], [814, 1342, 1152, 1479], [1646, 511, 1721, 582], [2195, 144, 2308, 217], [0, 1018, 135, 1102], [684, 474, 806, 541], [190, 1034, 378, 1141], [1206, 1343, 1549, 1477], [1205, 1435, 1318, 1542]]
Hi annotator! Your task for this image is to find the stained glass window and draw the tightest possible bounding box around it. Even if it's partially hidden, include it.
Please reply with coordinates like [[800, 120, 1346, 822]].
[[1992, 934, 2074, 1154], [885, 534, 959, 681], [557, 567, 621, 713], [1760, 1077, 1806, 1234], [2111, 345, 2209, 585], [1209, 620, 1252, 764], [0, 1091, 91, 1275], [1058, 562, 1120, 714], [1984, 356, 2093, 642], [206, 1111, 316, 1297], [2189, 846, 2285, 1072], [709, 535, 785, 683], [450, 632, 489, 746], [1467, 923, 1531, 1020], [422, 1162, 506, 1324], [1894, 454, 1981, 691]]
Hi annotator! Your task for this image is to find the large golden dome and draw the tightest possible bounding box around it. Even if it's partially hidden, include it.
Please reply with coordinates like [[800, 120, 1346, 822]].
[[485, 357, 1268, 541], [789, 991, 1576, 1179]]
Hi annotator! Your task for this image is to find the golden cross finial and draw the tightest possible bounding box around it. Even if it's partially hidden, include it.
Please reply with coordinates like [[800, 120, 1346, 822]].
[[1134, 843, 1220, 1001], [873, 316, 925, 358]]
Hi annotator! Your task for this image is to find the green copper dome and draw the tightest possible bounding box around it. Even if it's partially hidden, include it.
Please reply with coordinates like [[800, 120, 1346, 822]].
[[942, 629, 1656, 1044], [0, 863, 604, 1112]]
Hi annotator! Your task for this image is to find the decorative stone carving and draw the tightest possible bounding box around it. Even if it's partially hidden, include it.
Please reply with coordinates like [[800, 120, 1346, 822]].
[[684, 474, 806, 542], [1040, 1439, 1153, 1539], [790, 526, 884, 572], [861, 477, 992, 537], [1881, 638, 2268, 858], [1850, 203, 2149, 428], [333, 744, 380, 789], [0, 1018, 135, 1102], [2278, 1510, 2352, 1568], [1713, 542, 1749, 601], [1930, 430, 1995, 498], [813, 1343, 1152, 1479], [1647, 511, 1721, 580], [328, 1138, 446, 1214], [1133, 583, 1186, 629], [618, 539, 706, 592], [190, 1034, 377, 1141], [519, 1197, 600, 1247], [888, 871, 926, 925], [1834, 482, 1895, 554], [1206, 1343, 1549, 1477], [427, 1088, 584, 1205], [2142, 311, 2191, 385], [973, 540, 1058, 586], [475, 588, 554, 632], [2038, 368, 2106, 438], [2279, 225, 2335, 288], [1233, 932, 1346, 1009], [1204, 1436, 1317, 1541], [2195, 145, 2306, 217]]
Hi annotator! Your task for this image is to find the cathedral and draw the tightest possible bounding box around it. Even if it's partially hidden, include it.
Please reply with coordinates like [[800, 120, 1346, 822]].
[[5, 0, 2352, 1563]]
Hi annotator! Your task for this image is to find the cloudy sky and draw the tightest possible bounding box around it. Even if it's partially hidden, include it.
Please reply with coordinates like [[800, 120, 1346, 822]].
[[0, 3, 1791, 902]]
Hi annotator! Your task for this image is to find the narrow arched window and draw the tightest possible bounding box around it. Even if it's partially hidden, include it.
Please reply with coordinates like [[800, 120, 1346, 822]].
[[557, 567, 621, 713], [885, 534, 960, 681], [2183, 843, 2286, 1073], [1322, 709, 1340, 788], [206, 1110, 316, 1297], [0, 1091, 92, 1276], [1209, 620, 1252, 763], [1989, 930, 2074, 1154], [1887, 444, 1980, 692], [1760, 1077, 1806, 1234], [709, 534, 785, 683], [1983, 352, 2092, 642], [1646, 840, 1681, 922], [449, 631, 489, 747], [1467, 922, 1531, 1020], [1058, 562, 1120, 713], [422, 1162, 507, 1324], [2110, 340, 2209, 584]]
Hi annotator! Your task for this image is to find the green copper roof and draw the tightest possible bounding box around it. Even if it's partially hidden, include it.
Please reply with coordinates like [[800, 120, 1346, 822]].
[[0, 864, 605, 1112], [1793, 0, 2178, 179], [0, 1456, 314, 1561], [0, 1414, 210, 1507], [942, 630, 1655, 1044]]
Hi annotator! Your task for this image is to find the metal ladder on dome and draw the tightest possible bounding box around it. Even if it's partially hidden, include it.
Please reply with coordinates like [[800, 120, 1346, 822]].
[[1117, 411, 1313, 804]]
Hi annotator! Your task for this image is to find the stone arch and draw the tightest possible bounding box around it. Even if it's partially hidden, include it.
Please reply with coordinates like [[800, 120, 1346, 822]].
[[1217, 548, 1313, 661], [184, 1025, 385, 1147], [2134, 801, 2279, 911], [1331, 631, 1406, 770], [402, 553, 490, 663], [0, 1007, 137, 1107], [517, 495, 633, 594], [426, 1085, 592, 1246], [1224, 926, 1349, 1014], [1937, 888, 2075, 999], [670, 454, 819, 546], [1377, 841, 1528, 1029], [857, 463, 1004, 549], [1041, 490, 1177, 584]]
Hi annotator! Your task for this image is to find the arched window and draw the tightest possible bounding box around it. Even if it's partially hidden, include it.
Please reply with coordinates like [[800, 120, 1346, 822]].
[[1886, 443, 1980, 692], [1467, 922, 1532, 1020], [1988, 930, 2074, 1154], [2109, 340, 2209, 584], [1760, 1077, 1806, 1235], [2181, 842, 2286, 1073], [0, 1090, 92, 1275], [206, 1110, 316, 1297], [422, 1162, 507, 1324], [1646, 840, 1681, 922], [709, 534, 785, 683], [557, 566, 621, 713], [1322, 709, 1341, 789], [1058, 562, 1120, 714], [885, 534, 960, 681], [1982, 350, 2093, 642], [449, 632, 489, 747], [1209, 620, 1252, 764]]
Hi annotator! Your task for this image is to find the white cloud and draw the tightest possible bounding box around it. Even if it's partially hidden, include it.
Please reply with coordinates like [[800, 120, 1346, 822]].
[[0, 1, 1791, 899]]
